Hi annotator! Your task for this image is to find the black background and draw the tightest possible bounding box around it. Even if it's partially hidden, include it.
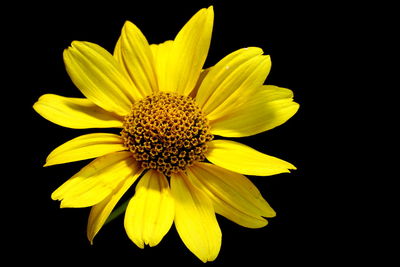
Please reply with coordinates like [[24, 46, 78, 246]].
[[8, 0, 337, 265]]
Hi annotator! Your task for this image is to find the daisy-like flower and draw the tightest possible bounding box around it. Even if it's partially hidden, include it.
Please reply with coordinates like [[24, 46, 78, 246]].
[[33, 6, 299, 262]]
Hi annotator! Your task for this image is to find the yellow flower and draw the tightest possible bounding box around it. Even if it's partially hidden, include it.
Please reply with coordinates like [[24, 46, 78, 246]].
[[33, 6, 299, 262]]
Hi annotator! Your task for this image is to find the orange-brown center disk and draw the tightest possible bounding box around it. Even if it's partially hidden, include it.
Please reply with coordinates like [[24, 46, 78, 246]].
[[121, 92, 213, 176]]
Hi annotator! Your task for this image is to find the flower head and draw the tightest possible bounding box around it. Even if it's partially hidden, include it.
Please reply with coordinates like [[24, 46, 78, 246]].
[[33, 6, 299, 262]]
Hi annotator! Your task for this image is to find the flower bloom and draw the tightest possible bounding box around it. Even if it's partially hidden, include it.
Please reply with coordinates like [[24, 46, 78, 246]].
[[33, 6, 299, 262]]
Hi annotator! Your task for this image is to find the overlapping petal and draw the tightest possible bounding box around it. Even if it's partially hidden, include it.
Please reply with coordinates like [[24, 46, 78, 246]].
[[150, 40, 173, 92], [206, 140, 296, 176], [45, 133, 126, 167], [124, 170, 174, 248], [209, 85, 299, 137], [114, 21, 158, 97], [51, 151, 136, 208], [171, 172, 221, 263], [187, 163, 275, 228], [87, 164, 143, 243], [64, 41, 140, 116], [162, 6, 213, 95], [33, 94, 123, 129], [195, 47, 271, 117]]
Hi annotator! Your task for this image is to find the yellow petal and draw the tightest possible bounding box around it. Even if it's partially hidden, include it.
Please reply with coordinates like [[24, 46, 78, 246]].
[[171, 172, 221, 263], [64, 41, 140, 116], [115, 21, 158, 97], [206, 140, 296, 176], [260, 85, 294, 100], [187, 163, 275, 228], [212, 199, 267, 229], [165, 6, 214, 95], [87, 163, 142, 244], [209, 85, 299, 137], [195, 47, 271, 117], [124, 170, 174, 248], [150, 40, 173, 92], [113, 33, 123, 62], [195, 47, 262, 107], [33, 94, 123, 129], [45, 133, 126, 167], [51, 151, 136, 208]]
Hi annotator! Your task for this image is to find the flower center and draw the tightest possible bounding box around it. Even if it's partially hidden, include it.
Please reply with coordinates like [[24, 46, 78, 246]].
[[121, 92, 213, 176]]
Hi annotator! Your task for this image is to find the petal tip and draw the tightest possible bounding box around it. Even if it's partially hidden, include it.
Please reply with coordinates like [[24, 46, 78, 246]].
[[87, 230, 95, 245], [206, 6, 215, 22], [50, 192, 59, 201], [136, 242, 145, 249], [122, 20, 136, 31], [63, 47, 71, 60], [67, 41, 89, 53], [287, 162, 297, 171], [293, 102, 300, 114], [32, 101, 39, 111], [70, 40, 84, 48]]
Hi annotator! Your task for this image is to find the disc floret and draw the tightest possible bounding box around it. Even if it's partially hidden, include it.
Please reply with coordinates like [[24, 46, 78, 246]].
[[121, 92, 213, 176]]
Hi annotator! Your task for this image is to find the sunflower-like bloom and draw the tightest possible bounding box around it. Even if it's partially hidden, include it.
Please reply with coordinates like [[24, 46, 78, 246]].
[[33, 6, 299, 262]]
